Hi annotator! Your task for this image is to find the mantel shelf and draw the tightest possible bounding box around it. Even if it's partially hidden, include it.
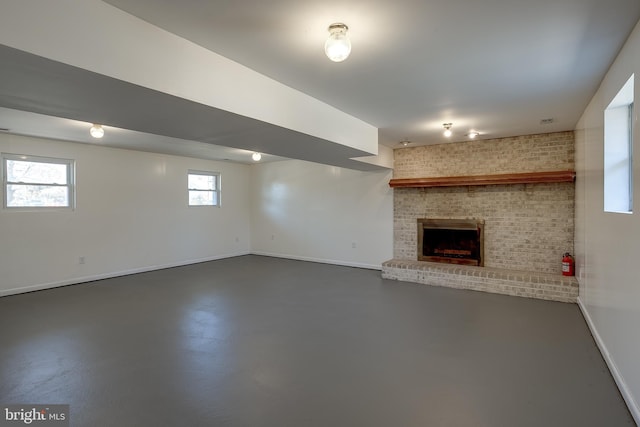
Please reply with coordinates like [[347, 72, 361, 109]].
[[388, 170, 576, 188]]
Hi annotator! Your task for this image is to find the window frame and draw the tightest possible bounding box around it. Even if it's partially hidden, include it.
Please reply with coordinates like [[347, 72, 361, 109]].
[[628, 101, 634, 211], [604, 74, 634, 214], [2, 153, 76, 210], [187, 169, 221, 207]]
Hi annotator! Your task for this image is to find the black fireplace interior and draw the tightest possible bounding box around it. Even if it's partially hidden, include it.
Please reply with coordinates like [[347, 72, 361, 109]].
[[418, 219, 484, 266], [422, 228, 480, 260]]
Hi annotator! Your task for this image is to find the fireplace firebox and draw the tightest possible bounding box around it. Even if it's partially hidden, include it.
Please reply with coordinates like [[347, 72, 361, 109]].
[[417, 219, 484, 266]]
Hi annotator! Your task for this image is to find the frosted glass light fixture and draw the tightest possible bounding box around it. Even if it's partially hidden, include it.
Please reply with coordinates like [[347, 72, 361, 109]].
[[90, 124, 104, 139], [252, 152, 262, 161], [325, 23, 351, 62], [443, 123, 453, 137]]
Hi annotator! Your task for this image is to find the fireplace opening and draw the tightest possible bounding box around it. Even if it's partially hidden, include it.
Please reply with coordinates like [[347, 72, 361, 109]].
[[417, 219, 484, 266]]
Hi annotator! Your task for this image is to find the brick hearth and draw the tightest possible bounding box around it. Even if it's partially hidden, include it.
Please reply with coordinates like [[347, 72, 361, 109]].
[[382, 259, 578, 303]]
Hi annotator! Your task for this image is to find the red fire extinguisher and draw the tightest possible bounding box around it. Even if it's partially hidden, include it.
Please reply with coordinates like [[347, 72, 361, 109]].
[[562, 252, 575, 276]]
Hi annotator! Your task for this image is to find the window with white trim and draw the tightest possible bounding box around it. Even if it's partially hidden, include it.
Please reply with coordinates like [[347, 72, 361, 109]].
[[2, 153, 75, 209], [188, 170, 220, 207], [604, 74, 634, 214]]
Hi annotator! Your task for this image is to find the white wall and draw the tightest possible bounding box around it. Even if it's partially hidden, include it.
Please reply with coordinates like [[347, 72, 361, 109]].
[[0, 134, 393, 295], [0, 134, 251, 296], [250, 160, 393, 269], [575, 20, 640, 423]]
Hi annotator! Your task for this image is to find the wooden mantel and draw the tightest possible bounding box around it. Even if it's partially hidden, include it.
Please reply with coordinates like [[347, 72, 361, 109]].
[[388, 170, 576, 188]]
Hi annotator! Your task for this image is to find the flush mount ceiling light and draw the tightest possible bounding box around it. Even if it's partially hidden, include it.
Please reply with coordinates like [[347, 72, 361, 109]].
[[443, 123, 453, 137], [468, 131, 480, 139], [325, 23, 351, 62], [252, 152, 262, 162], [399, 138, 411, 147], [89, 124, 104, 139]]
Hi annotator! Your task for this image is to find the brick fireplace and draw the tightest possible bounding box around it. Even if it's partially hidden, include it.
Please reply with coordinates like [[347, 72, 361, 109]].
[[382, 131, 579, 302]]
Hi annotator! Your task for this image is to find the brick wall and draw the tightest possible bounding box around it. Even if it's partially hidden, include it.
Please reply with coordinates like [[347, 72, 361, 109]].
[[393, 131, 575, 274], [394, 131, 575, 179]]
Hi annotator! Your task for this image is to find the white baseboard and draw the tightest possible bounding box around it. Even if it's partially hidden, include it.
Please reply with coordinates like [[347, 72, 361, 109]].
[[577, 296, 640, 424], [0, 251, 380, 297], [250, 251, 382, 271], [0, 251, 251, 297]]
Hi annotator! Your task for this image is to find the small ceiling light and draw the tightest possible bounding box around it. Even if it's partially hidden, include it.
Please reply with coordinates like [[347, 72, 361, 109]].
[[252, 152, 262, 162], [90, 124, 104, 139], [443, 123, 453, 137], [325, 23, 351, 62], [468, 131, 480, 139], [399, 139, 411, 147]]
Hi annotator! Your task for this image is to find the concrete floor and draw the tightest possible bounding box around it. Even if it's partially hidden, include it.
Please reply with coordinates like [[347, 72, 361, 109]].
[[0, 255, 634, 426]]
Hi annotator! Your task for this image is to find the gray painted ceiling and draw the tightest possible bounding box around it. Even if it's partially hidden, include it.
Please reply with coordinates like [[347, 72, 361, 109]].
[[1, 0, 639, 166]]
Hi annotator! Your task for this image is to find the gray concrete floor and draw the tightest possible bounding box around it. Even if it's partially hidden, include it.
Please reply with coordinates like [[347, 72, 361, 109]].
[[0, 255, 634, 426]]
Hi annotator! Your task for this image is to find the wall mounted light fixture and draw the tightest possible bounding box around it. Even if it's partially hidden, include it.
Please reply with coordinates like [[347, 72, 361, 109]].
[[325, 23, 351, 62], [443, 123, 453, 137], [90, 124, 104, 139]]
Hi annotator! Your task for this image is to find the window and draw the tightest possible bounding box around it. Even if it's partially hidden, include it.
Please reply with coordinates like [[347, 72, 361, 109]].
[[604, 74, 634, 213], [2, 153, 75, 209], [188, 170, 220, 206]]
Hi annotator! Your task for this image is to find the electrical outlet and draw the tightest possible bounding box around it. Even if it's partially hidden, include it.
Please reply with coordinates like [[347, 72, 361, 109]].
[[352, 242, 357, 249], [79, 256, 85, 265]]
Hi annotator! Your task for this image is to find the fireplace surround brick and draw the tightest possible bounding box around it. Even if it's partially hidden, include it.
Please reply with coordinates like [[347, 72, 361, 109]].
[[385, 131, 576, 302], [394, 182, 574, 273]]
